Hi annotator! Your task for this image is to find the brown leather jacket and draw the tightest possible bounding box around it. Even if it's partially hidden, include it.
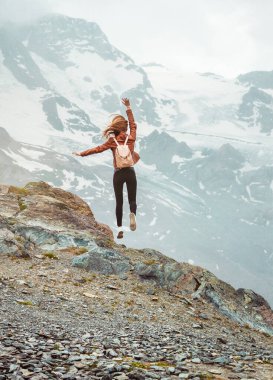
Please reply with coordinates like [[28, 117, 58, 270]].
[[80, 108, 140, 169]]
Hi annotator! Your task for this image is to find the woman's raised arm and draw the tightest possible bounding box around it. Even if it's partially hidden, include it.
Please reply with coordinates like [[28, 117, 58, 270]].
[[122, 97, 137, 141]]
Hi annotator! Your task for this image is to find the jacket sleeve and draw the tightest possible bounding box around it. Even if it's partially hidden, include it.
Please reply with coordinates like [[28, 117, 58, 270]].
[[80, 138, 115, 157], [126, 108, 137, 141]]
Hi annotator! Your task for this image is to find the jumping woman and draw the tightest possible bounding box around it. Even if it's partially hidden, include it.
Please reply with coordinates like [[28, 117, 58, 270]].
[[72, 98, 140, 239]]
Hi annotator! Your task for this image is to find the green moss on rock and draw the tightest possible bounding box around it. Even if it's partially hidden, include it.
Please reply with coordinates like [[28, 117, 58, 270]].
[[8, 186, 29, 196], [43, 251, 59, 260]]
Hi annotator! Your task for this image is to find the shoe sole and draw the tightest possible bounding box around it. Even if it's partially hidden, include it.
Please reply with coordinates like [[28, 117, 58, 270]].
[[129, 213, 136, 231], [117, 231, 123, 239]]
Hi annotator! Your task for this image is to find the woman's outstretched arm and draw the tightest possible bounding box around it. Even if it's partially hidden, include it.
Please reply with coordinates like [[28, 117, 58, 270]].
[[122, 97, 137, 140], [72, 139, 114, 157]]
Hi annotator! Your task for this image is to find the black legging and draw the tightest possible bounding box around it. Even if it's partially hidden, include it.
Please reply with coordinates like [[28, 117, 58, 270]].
[[113, 167, 137, 227]]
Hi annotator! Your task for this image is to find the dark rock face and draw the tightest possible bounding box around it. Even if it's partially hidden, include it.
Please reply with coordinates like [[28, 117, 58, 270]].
[[42, 95, 99, 133], [192, 143, 245, 190], [0, 28, 49, 90], [236, 288, 273, 327], [139, 130, 192, 172], [135, 259, 273, 334], [0, 181, 113, 258], [238, 70, 273, 89], [238, 87, 273, 134], [207, 143, 245, 170]]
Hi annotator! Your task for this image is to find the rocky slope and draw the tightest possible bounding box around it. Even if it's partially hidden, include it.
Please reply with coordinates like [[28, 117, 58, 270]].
[[0, 181, 272, 380]]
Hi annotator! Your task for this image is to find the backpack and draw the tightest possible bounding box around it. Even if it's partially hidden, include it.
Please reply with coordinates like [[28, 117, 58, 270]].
[[113, 135, 134, 168]]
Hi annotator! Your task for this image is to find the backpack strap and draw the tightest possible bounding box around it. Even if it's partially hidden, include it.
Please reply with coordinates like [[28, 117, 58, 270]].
[[113, 137, 119, 146], [113, 135, 129, 146], [123, 135, 129, 145]]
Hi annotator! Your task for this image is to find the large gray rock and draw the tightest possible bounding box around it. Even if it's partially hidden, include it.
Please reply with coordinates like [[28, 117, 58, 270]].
[[15, 225, 99, 252], [72, 247, 132, 275], [135, 262, 183, 288], [0, 182, 114, 258], [0, 228, 18, 255], [0, 193, 20, 218]]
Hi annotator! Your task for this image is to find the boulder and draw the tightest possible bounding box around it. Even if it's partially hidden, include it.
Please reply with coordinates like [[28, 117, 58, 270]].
[[135, 262, 184, 288], [8, 182, 113, 239], [72, 246, 132, 275], [0, 228, 18, 255]]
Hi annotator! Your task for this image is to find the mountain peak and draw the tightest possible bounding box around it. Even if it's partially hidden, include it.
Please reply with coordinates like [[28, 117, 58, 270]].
[[238, 70, 273, 89], [38, 13, 104, 37], [209, 143, 245, 167], [20, 13, 133, 69], [0, 126, 14, 147]]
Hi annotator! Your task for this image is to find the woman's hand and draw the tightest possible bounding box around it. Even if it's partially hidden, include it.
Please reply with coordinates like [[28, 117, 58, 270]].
[[122, 97, 130, 107], [72, 152, 82, 156]]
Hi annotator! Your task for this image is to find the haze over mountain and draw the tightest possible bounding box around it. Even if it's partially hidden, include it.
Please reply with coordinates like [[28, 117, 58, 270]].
[[0, 14, 273, 307]]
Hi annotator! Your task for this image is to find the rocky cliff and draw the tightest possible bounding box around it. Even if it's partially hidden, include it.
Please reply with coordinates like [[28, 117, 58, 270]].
[[0, 182, 272, 380]]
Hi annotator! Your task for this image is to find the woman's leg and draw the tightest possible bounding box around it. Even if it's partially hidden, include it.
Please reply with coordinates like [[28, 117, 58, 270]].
[[125, 168, 137, 215], [113, 171, 124, 227]]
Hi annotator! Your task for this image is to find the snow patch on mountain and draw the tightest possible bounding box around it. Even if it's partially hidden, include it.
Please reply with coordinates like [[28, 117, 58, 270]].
[[3, 148, 53, 172], [0, 52, 49, 144]]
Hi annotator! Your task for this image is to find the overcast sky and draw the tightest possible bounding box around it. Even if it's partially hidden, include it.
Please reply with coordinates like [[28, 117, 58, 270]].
[[1, 0, 272, 78]]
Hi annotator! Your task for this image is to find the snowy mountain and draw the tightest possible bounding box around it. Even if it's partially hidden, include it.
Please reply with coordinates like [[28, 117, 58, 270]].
[[0, 14, 273, 307], [0, 126, 105, 191]]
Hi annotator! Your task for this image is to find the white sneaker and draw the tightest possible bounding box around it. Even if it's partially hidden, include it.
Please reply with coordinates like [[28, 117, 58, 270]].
[[129, 213, 136, 231]]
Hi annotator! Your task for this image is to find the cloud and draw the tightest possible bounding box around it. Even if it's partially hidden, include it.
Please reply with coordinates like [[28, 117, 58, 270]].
[[0, 0, 272, 77], [0, 0, 52, 25], [47, 0, 273, 77]]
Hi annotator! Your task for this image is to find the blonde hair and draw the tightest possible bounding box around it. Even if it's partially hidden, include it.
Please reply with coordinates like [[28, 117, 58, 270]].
[[103, 114, 128, 138]]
